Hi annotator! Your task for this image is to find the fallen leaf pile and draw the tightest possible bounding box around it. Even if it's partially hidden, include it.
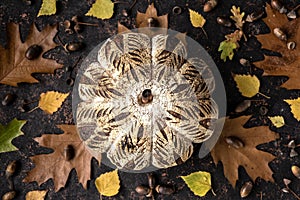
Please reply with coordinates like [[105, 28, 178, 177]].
[[23, 125, 101, 191], [0, 23, 62, 86], [211, 116, 279, 187], [255, 4, 300, 90]]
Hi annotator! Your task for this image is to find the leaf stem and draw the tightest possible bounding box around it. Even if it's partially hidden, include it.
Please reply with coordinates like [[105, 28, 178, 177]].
[[287, 186, 300, 200], [100, 194, 103, 200], [211, 187, 216, 196], [201, 27, 208, 39], [77, 22, 99, 26], [258, 92, 270, 99], [27, 106, 39, 113]]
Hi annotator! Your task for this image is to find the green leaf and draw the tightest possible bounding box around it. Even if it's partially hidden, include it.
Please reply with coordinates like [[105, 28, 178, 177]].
[[181, 171, 214, 197], [85, 0, 114, 19], [37, 0, 57, 17], [0, 119, 26, 153], [218, 40, 237, 62]]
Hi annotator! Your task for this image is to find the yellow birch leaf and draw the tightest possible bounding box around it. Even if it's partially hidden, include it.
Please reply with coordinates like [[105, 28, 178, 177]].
[[285, 97, 300, 121], [26, 190, 48, 200], [95, 169, 120, 197], [181, 171, 214, 197], [85, 0, 114, 19], [38, 91, 69, 114], [37, 0, 57, 17], [233, 74, 260, 98], [268, 116, 285, 128], [189, 9, 206, 28]]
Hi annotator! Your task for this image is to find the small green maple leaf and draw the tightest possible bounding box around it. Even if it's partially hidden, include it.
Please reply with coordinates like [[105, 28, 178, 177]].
[[0, 119, 26, 153], [218, 40, 237, 62]]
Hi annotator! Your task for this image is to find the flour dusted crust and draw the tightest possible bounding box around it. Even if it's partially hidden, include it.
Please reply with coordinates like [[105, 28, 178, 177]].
[[76, 32, 218, 170]]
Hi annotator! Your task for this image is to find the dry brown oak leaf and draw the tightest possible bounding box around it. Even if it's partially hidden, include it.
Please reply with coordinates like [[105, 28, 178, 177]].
[[0, 23, 62, 86], [118, 3, 168, 34], [255, 4, 300, 89], [211, 116, 279, 188], [23, 125, 101, 192]]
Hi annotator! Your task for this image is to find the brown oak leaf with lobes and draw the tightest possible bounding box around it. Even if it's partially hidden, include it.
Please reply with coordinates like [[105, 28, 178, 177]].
[[255, 4, 300, 89], [211, 116, 279, 187], [23, 125, 101, 192], [0, 23, 62, 86], [118, 3, 168, 34]]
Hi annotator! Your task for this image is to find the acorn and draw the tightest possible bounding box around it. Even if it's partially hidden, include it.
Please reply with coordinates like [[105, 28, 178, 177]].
[[135, 185, 151, 196], [225, 136, 244, 149], [290, 149, 298, 157], [5, 161, 17, 178], [148, 173, 155, 189], [64, 42, 84, 52], [155, 185, 174, 195], [240, 181, 253, 198], [287, 10, 297, 19], [291, 165, 300, 179], [74, 24, 82, 33], [271, 0, 282, 11], [63, 20, 72, 29], [2, 191, 16, 200], [239, 58, 251, 67], [203, 0, 218, 12], [141, 89, 153, 104], [2, 94, 15, 106], [147, 17, 159, 27], [287, 42, 296, 50], [172, 6, 182, 15], [25, 44, 43, 60], [288, 140, 296, 148], [273, 28, 287, 41], [283, 178, 291, 186], [216, 17, 232, 27], [121, 9, 129, 17], [64, 145, 75, 161], [235, 100, 251, 113], [71, 15, 79, 23], [245, 10, 264, 22]]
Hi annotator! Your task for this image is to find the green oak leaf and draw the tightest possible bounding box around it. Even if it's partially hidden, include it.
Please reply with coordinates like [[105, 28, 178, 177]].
[[218, 40, 237, 62], [181, 171, 215, 197], [0, 119, 26, 153]]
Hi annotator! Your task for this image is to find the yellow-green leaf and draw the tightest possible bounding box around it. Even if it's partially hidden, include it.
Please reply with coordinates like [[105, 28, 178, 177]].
[[95, 169, 120, 197], [0, 119, 26, 153], [38, 91, 69, 114], [85, 0, 114, 19], [268, 116, 285, 128], [233, 74, 260, 98], [181, 171, 214, 197], [189, 9, 206, 28], [218, 40, 237, 62], [26, 190, 48, 200], [37, 0, 57, 17], [285, 97, 300, 121]]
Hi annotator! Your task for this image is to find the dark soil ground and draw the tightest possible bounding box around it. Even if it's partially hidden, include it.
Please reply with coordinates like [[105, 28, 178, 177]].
[[1, 0, 300, 199]]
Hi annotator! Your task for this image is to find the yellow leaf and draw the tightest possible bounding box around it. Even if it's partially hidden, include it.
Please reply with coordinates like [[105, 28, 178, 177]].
[[285, 97, 300, 121], [85, 0, 114, 19], [37, 0, 56, 17], [181, 171, 214, 197], [189, 9, 206, 28], [26, 190, 48, 200], [233, 74, 260, 98], [95, 169, 120, 197], [268, 116, 285, 128], [38, 91, 69, 114], [230, 6, 245, 29]]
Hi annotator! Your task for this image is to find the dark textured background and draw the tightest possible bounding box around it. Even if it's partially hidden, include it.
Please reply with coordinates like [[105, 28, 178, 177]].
[[1, 0, 300, 199]]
